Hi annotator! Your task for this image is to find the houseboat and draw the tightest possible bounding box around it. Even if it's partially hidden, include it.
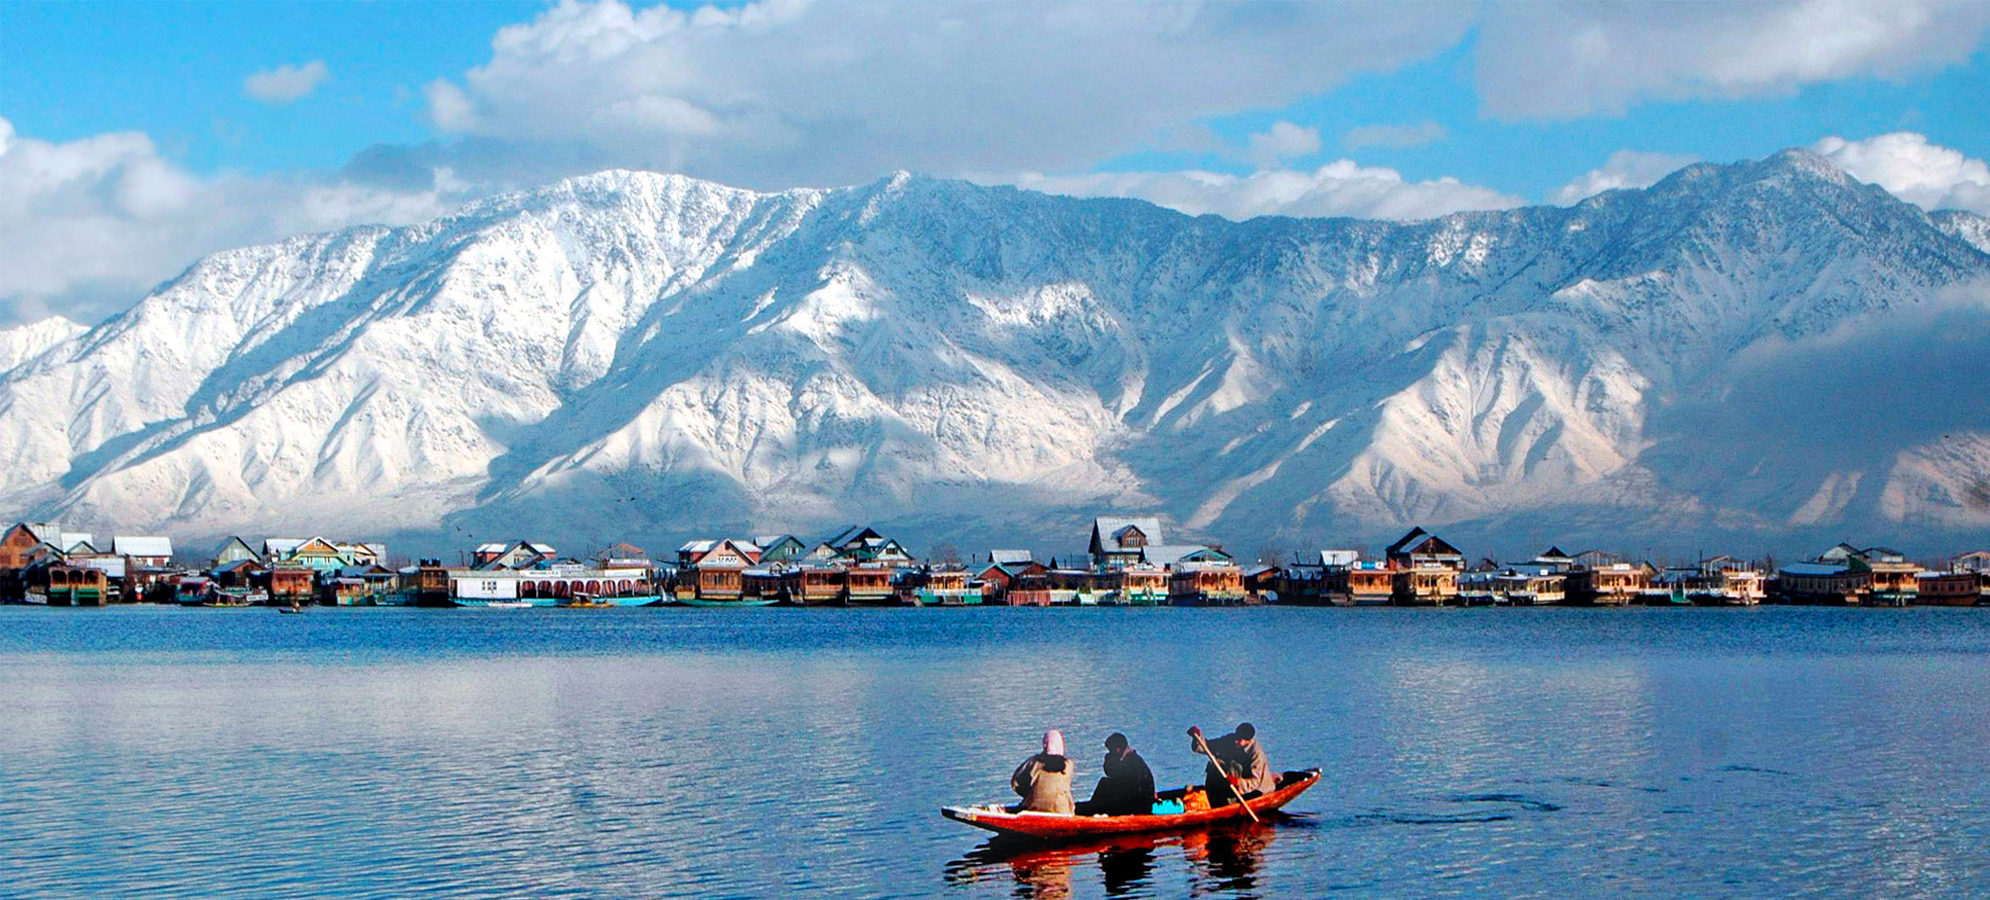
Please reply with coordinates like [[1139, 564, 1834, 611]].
[[1775, 562, 1866, 605], [675, 539, 770, 606], [1330, 562, 1397, 606], [914, 568, 983, 606], [842, 564, 898, 606], [50, 565, 112, 606], [1916, 571, 1980, 606], [1392, 564, 1460, 606], [1169, 561, 1246, 606], [780, 565, 847, 606], [1112, 564, 1168, 606], [1568, 563, 1648, 606], [447, 563, 661, 608]]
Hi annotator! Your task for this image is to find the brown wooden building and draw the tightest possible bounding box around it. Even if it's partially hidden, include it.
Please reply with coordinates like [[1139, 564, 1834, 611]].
[[1568, 563, 1649, 606], [1916, 571, 1979, 606], [45, 565, 110, 606], [1393, 565, 1460, 606], [1169, 562, 1245, 605], [269, 564, 316, 604]]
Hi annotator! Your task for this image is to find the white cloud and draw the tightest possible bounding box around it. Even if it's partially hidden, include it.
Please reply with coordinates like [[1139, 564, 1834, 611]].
[[1812, 132, 1990, 215], [1246, 121, 1322, 169], [244, 60, 332, 104], [1476, 1, 1990, 120], [1551, 149, 1699, 204], [1343, 121, 1449, 150], [0, 116, 471, 325], [424, 0, 1474, 188], [1003, 161, 1522, 222]]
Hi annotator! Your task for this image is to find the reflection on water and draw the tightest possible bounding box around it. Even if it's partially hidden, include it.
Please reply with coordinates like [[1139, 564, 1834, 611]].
[[945, 819, 1279, 900], [4, 607, 1990, 898]]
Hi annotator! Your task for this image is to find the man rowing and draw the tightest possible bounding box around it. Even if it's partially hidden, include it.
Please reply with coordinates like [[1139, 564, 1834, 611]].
[[1189, 722, 1276, 806]]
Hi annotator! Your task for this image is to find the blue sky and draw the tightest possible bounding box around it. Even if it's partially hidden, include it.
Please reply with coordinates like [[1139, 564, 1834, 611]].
[[5, 0, 1990, 323]]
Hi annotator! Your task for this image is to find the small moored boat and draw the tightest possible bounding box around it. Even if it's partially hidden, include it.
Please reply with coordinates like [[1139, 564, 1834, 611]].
[[942, 768, 1321, 841]]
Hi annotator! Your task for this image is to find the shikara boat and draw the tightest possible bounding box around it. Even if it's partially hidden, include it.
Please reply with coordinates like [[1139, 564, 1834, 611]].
[[942, 768, 1321, 841]]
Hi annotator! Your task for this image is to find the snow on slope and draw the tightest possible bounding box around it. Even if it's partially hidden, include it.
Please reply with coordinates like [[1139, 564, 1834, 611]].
[[0, 317, 85, 373], [1934, 209, 1990, 255], [3, 151, 1988, 556]]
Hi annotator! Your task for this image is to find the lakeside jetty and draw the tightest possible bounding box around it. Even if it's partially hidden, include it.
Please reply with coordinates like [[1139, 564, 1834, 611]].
[[2, 519, 1987, 609]]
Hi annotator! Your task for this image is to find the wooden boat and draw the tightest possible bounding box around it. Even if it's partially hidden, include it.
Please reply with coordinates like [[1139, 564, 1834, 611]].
[[942, 768, 1321, 841], [557, 595, 616, 609]]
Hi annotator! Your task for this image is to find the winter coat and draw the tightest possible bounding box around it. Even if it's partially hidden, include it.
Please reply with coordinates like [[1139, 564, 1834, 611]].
[[1011, 752, 1075, 814], [1199, 733, 1276, 800], [1086, 748, 1157, 815]]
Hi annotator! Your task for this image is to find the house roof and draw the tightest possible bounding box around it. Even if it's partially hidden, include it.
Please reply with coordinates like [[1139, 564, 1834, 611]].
[[989, 549, 1033, 564], [335, 564, 394, 577], [1319, 549, 1360, 567], [475, 542, 510, 554], [112, 536, 173, 558], [264, 538, 307, 555], [823, 525, 884, 548], [1386, 527, 1430, 555], [600, 542, 648, 559], [1387, 527, 1463, 558], [290, 537, 343, 555], [1093, 516, 1165, 550], [1501, 563, 1564, 577], [73, 556, 127, 577], [1173, 559, 1238, 573], [680, 538, 761, 562], [977, 560, 1040, 578], [1781, 562, 1851, 576], [1142, 544, 1230, 567]]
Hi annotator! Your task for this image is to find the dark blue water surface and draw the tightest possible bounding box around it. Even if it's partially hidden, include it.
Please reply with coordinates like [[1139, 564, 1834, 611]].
[[4, 606, 1989, 899]]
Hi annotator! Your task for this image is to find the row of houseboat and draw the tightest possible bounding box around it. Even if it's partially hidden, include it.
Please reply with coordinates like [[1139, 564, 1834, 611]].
[[5, 518, 1989, 609]]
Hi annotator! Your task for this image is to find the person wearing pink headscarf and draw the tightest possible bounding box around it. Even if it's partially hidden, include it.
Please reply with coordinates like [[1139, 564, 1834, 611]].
[[1009, 729, 1075, 814]]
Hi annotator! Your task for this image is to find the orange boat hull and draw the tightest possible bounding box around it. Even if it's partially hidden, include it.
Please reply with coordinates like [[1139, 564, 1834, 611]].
[[942, 769, 1321, 841]]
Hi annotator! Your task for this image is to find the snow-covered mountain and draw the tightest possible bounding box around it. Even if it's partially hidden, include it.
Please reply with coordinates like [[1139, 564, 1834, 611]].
[[4, 149, 1988, 559], [0, 317, 85, 374], [1934, 209, 1990, 255]]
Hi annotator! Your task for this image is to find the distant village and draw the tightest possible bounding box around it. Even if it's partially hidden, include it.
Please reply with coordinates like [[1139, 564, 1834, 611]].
[[2, 517, 1988, 609]]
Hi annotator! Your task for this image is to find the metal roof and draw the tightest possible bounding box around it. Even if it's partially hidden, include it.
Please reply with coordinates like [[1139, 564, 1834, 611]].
[[112, 536, 173, 558]]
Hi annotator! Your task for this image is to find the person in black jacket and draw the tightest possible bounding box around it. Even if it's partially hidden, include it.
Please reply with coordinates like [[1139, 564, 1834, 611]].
[[1079, 732, 1157, 816]]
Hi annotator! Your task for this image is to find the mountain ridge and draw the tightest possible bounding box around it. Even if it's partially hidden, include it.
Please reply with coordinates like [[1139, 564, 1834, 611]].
[[3, 150, 1988, 559]]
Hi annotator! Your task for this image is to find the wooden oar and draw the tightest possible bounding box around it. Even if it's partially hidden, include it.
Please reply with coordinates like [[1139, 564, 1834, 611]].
[[1190, 726, 1259, 823]]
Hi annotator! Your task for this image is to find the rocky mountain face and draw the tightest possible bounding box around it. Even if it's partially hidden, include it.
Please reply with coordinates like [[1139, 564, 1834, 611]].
[[2, 150, 1987, 559]]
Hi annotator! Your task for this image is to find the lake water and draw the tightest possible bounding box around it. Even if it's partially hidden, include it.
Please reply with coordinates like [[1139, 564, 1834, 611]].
[[3, 606, 1989, 899]]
